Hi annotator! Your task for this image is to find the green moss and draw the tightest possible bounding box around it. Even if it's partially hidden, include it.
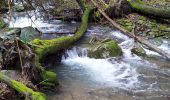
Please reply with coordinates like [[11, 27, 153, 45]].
[[0, 17, 5, 29], [127, 0, 170, 18], [41, 71, 57, 84], [88, 40, 123, 59], [116, 18, 134, 32], [12, 80, 46, 100], [105, 41, 123, 56], [0, 72, 46, 100]]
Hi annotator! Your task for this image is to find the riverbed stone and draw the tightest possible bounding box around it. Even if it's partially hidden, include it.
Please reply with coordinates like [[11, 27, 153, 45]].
[[88, 40, 123, 59]]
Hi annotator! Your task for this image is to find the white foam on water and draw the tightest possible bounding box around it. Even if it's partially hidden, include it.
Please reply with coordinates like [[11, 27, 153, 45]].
[[111, 31, 141, 60], [158, 40, 170, 53], [61, 47, 139, 89], [111, 31, 129, 40], [144, 39, 170, 57]]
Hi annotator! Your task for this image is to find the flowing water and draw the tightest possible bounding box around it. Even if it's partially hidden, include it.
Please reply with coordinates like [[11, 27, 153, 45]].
[[5, 10, 170, 100], [49, 29, 170, 100]]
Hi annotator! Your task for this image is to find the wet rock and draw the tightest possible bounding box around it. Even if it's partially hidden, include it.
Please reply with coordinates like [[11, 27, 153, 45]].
[[20, 26, 41, 43], [88, 39, 123, 59], [131, 43, 146, 57]]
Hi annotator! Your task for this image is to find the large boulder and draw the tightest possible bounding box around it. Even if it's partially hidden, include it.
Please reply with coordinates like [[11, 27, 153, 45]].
[[88, 40, 123, 59]]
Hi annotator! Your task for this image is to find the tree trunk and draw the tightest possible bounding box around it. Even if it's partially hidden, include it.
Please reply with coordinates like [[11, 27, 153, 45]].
[[0, 72, 46, 100], [127, 0, 170, 18]]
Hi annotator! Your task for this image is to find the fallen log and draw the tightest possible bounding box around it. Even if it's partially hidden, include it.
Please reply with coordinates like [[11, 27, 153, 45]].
[[91, 0, 170, 60], [31, 7, 92, 85], [127, 0, 170, 18], [0, 72, 46, 100]]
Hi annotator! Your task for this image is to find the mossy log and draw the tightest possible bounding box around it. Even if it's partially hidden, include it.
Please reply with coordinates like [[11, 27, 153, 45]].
[[0, 72, 46, 100], [127, 0, 170, 18], [31, 7, 92, 85]]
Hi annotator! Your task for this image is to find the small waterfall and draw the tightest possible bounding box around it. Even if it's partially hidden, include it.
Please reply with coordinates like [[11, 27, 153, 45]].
[[59, 31, 163, 91], [61, 47, 139, 89]]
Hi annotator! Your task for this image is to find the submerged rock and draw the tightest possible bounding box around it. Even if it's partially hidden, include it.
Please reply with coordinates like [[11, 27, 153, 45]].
[[88, 39, 123, 59]]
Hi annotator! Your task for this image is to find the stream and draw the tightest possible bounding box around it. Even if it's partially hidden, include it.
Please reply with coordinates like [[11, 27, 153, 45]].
[[4, 10, 170, 100]]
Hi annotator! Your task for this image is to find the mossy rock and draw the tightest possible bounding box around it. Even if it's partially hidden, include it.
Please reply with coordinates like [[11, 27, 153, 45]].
[[41, 71, 58, 86], [88, 40, 123, 59], [131, 43, 146, 57]]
